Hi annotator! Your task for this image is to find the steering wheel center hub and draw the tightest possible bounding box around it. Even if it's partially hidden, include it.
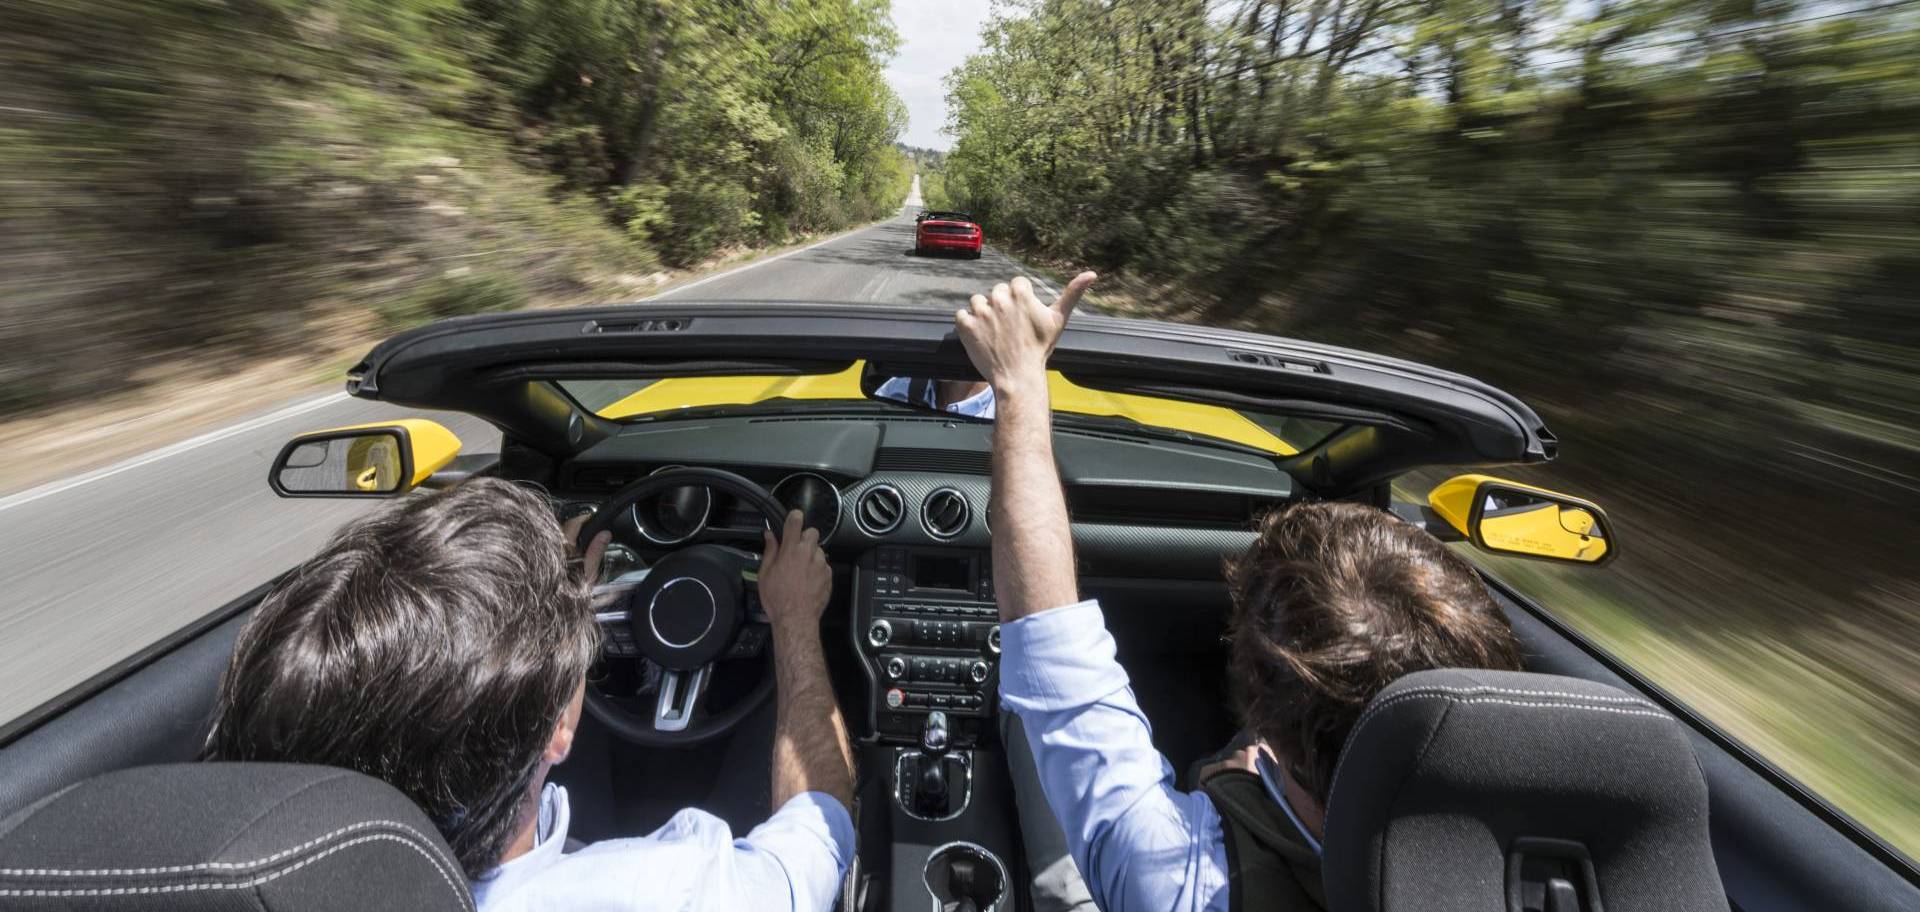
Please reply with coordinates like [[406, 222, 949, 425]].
[[626, 545, 746, 671], [649, 577, 717, 648]]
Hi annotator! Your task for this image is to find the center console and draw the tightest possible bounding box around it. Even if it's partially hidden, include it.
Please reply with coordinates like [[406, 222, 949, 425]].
[[855, 547, 1002, 748], [852, 547, 1021, 911]]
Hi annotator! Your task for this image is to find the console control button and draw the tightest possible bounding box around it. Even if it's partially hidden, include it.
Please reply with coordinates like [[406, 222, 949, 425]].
[[884, 656, 908, 680], [885, 687, 905, 710], [986, 624, 1001, 654], [969, 660, 991, 685], [867, 619, 893, 648]]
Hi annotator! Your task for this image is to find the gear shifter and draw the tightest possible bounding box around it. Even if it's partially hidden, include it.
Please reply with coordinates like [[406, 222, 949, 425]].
[[916, 711, 951, 813]]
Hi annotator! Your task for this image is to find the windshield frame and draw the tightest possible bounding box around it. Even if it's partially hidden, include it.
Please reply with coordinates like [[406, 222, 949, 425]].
[[554, 366, 1345, 457]]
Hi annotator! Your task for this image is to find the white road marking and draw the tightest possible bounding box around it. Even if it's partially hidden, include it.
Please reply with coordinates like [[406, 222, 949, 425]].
[[0, 392, 351, 513]]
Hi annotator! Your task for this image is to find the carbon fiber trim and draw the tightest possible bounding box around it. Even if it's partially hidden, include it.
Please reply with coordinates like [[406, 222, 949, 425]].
[[834, 473, 1255, 578], [838, 475, 992, 549]]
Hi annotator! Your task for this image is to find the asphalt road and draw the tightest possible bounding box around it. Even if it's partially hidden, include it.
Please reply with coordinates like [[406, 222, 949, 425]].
[[0, 188, 1056, 727]]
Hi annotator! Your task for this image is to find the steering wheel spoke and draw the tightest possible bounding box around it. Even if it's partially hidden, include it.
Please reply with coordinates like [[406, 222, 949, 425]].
[[723, 622, 773, 659], [654, 664, 712, 733], [595, 608, 640, 658]]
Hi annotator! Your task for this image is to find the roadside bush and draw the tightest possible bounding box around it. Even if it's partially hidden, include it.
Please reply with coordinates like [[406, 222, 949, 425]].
[[374, 273, 529, 330]]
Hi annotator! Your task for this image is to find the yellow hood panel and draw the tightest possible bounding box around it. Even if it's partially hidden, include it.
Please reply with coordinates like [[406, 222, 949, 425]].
[[596, 362, 1296, 455]]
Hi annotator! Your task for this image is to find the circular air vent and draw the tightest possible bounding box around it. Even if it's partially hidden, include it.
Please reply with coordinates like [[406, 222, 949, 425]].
[[855, 484, 906, 536], [920, 488, 971, 540]]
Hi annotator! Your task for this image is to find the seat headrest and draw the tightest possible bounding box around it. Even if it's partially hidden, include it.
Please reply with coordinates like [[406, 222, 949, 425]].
[[0, 763, 472, 912], [1323, 669, 1728, 912]]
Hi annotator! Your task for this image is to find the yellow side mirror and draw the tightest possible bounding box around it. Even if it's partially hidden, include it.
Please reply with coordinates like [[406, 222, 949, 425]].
[[1428, 473, 1616, 565], [270, 419, 462, 498]]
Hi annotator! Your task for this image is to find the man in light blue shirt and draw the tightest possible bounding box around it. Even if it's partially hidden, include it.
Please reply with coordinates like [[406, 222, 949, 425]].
[[951, 274, 1525, 912], [874, 374, 998, 418], [206, 480, 855, 912]]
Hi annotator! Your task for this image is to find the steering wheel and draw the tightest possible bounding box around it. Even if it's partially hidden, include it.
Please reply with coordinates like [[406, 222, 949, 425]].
[[577, 467, 788, 747]]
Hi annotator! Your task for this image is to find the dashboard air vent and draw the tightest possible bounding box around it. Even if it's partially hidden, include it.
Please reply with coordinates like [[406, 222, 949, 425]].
[[920, 488, 970, 539], [874, 447, 992, 475], [855, 484, 906, 535]]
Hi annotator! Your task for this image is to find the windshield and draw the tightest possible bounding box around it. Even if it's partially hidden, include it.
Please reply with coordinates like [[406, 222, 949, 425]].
[[556, 363, 1340, 456]]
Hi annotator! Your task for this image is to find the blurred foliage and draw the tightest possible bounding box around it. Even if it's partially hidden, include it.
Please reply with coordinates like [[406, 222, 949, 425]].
[[945, 0, 1920, 859], [0, 0, 911, 408], [372, 272, 530, 330]]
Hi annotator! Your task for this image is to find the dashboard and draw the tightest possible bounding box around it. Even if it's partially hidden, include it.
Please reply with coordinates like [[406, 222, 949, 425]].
[[553, 413, 1297, 746]]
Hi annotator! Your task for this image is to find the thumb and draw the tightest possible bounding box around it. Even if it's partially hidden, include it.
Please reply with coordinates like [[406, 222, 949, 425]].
[[1051, 270, 1099, 322]]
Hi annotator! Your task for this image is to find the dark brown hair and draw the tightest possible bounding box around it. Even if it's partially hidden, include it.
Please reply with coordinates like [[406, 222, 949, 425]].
[[203, 478, 598, 878], [1225, 501, 1522, 805]]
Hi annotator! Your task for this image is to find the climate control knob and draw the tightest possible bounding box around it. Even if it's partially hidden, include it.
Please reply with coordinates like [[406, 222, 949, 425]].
[[969, 660, 990, 685], [867, 619, 893, 648], [986, 624, 1001, 655], [884, 656, 908, 680]]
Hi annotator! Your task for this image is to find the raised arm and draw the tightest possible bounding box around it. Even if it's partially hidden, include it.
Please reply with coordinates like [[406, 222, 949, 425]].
[[961, 274, 1229, 912], [954, 272, 1098, 621]]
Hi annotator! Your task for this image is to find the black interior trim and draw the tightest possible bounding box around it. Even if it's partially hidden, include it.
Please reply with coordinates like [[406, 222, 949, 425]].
[[1485, 572, 1920, 892], [0, 579, 276, 750]]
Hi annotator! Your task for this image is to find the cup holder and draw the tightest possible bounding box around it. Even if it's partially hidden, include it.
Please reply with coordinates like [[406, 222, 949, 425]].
[[923, 841, 1008, 912]]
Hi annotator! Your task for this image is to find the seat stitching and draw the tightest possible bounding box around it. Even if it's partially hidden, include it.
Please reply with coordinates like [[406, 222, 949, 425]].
[[1326, 691, 1674, 811], [0, 820, 444, 878], [1349, 685, 1661, 737], [207, 769, 355, 863], [1377, 684, 1650, 706], [0, 833, 471, 907], [1, 834, 473, 909]]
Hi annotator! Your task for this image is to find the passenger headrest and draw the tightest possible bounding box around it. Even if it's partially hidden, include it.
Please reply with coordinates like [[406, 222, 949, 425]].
[[1323, 669, 1728, 912], [0, 763, 472, 911]]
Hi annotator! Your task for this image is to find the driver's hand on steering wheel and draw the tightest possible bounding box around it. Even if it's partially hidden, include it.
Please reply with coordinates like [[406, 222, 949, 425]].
[[562, 513, 613, 588], [760, 510, 831, 634]]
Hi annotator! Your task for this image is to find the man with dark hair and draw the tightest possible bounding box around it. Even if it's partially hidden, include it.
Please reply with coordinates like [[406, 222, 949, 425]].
[[206, 477, 854, 911], [954, 275, 1523, 912]]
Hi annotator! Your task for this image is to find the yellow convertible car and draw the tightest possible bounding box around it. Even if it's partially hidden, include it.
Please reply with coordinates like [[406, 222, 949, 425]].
[[0, 302, 1912, 911]]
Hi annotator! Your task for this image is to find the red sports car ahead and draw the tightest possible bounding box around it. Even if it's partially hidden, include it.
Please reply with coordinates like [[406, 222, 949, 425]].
[[914, 211, 983, 259]]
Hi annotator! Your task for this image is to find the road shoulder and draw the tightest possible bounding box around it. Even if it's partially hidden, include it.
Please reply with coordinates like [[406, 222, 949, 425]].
[[0, 220, 893, 498]]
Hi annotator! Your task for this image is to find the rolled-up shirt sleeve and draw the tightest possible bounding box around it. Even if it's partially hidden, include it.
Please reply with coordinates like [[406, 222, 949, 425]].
[[730, 792, 856, 912], [1000, 600, 1229, 912]]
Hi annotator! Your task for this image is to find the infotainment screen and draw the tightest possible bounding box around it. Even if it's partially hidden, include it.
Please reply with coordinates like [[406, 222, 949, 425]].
[[911, 554, 973, 593]]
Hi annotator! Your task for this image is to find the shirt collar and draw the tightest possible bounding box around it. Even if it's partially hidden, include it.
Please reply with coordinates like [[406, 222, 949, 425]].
[[1255, 753, 1323, 857], [471, 784, 572, 897], [943, 386, 996, 419]]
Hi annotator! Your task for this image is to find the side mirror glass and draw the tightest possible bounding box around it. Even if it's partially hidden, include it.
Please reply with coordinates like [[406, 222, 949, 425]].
[[269, 419, 461, 498], [1427, 474, 1616, 565]]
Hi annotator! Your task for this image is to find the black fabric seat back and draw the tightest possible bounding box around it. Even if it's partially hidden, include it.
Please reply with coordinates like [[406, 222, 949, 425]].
[[1323, 669, 1729, 912], [0, 763, 472, 911]]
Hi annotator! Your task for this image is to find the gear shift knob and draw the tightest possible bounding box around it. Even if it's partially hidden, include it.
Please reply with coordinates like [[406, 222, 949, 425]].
[[922, 710, 950, 754]]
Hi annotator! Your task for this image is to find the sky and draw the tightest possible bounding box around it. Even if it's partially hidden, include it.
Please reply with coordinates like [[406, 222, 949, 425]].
[[885, 2, 996, 150]]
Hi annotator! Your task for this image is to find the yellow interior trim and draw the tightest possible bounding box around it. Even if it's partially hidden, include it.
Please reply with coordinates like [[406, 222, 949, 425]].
[[598, 364, 868, 419], [595, 362, 1296, 455], [1045, 374, 1295, 455]]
